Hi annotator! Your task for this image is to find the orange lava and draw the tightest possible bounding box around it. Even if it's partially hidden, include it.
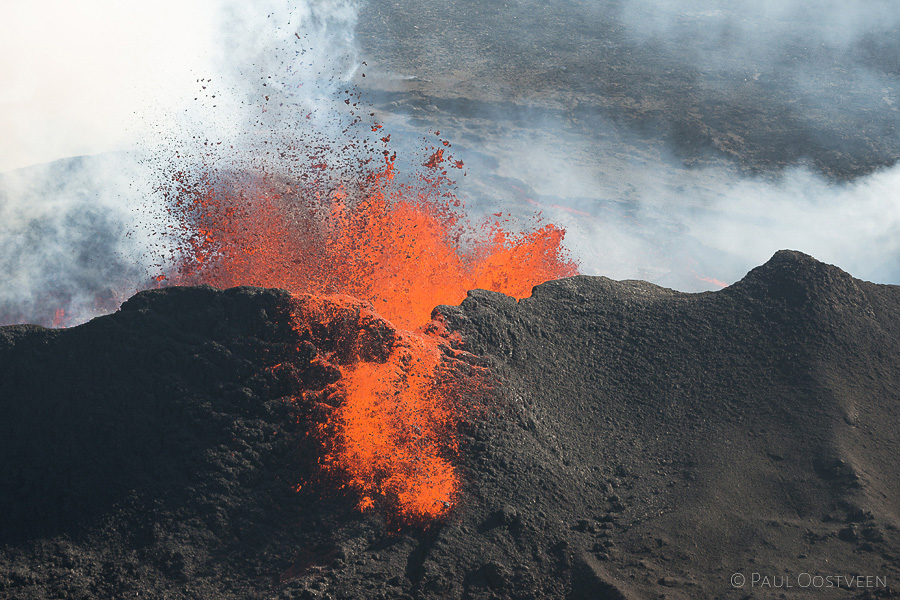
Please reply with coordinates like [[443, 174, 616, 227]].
[[51, 308, 66, 329], [164, 159, 577, 330], [337, 340, 457, 520], [159, 136, 577, 522], [290, 294, 478, 521]]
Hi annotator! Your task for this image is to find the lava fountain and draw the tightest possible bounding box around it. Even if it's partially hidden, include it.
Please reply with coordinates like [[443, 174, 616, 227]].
[[148, 128, 578, 522]]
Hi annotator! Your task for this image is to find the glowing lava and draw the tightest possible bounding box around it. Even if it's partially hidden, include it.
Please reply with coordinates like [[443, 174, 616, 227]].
[[156, 137, 577, 522], [289, 293, 485, 521], [337, 337, 457, 520], [163, 158, 576, 330], [51, 309, 67, 329]]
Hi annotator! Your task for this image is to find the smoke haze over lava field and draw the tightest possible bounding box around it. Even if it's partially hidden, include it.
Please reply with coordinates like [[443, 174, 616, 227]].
[[1, 1, 900, 599]]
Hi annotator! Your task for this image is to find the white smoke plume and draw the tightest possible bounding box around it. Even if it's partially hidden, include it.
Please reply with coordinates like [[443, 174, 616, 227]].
[[0, 0, 365, 326], [351, 0, 900, 290], [412, 107, 900, 292]]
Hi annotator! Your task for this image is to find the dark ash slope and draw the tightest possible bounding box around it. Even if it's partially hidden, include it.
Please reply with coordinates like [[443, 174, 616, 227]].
[[1, 250, 899, 599], [435, 249, 900, 599]]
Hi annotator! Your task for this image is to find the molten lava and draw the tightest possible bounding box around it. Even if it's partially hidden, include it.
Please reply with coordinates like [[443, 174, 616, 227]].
[[51, 309, 67, 329], [162, 159, 576, 330], [337, 341, 457, 520], [157, 137, 577, 522], [289, 294, 482, 521]]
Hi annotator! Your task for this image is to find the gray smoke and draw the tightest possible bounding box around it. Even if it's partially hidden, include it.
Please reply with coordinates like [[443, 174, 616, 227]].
[[0, 154, 159, 325], [376, 103, 900, 292], [354, 0, 900, 290], [0, 0, 365, 326]]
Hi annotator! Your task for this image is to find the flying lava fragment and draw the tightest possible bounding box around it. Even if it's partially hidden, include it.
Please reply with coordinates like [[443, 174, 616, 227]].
[[149, 127, 578, 522]]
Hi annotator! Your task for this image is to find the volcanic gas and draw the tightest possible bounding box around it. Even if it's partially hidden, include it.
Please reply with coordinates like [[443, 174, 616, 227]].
[[148, 128, 577, 521]]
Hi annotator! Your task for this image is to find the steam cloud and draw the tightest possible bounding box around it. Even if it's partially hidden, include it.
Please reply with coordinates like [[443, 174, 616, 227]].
[[557, 0, 900, 288], [355, 0, 900, 290], [2, 0, 899, 326], [1, 0, 364, 326]]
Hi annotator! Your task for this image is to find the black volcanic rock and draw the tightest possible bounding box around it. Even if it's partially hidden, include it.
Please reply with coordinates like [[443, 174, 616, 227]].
[[2, 251, 899, 599], [0, 286, 364, 598]]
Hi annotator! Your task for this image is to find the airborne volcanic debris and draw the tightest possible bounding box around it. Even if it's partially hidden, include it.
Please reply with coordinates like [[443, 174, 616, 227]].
[[1, 250, 899, 599]]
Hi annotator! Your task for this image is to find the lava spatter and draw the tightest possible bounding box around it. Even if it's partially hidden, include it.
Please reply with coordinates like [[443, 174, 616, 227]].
[[160, 159, 577, 330], [154, 129, 577, 522], [328, 330, 459, 521]]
